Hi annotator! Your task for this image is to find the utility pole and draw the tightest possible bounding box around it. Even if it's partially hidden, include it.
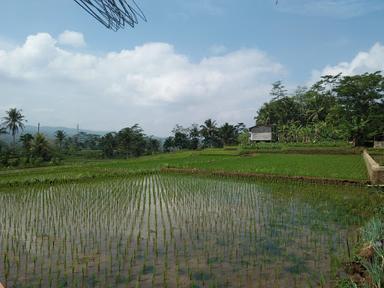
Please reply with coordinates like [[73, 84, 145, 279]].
[[38, 123, 40, 134]]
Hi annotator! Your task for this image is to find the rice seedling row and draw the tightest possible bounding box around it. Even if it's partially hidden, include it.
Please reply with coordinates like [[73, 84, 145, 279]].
[[0, 174, 380, 287]]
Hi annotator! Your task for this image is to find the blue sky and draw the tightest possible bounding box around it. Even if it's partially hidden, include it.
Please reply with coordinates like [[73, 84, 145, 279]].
[[0, 0, 384, 135]]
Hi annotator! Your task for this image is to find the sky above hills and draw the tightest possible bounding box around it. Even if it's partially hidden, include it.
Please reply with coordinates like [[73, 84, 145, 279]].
[[0, 0, 384, 136]]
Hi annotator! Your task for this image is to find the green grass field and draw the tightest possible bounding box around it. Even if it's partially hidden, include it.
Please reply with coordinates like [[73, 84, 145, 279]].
[[170, 153, 367, 180], [0, 149, 368, 186]]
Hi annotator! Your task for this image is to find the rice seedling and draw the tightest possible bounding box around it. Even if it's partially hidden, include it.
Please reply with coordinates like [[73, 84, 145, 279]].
[[0, 174, 382, 287]]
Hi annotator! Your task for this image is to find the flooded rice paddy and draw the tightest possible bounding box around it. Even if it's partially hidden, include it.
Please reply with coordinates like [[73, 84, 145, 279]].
[[0, 174, 380, 287]]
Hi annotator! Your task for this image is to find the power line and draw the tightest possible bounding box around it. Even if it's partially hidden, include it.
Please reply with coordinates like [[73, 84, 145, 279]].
[[73, 0, 146, 31]]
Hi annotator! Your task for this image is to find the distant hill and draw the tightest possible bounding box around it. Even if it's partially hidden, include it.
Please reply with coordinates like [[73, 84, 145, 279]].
[[0, 125, 165, 145], [0, 125, 109, 144], [25, 125, 108, 137]]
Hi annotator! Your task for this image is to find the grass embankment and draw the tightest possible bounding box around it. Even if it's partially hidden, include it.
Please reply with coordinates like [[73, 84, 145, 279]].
[[0, 148, 368, 186], [241, 142, 363, 154]]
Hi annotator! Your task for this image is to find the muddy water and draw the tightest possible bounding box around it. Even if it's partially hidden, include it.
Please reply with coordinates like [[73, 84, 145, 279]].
[[0, 174, 380, 287]]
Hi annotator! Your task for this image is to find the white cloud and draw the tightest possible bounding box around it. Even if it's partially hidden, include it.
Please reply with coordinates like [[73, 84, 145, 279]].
[[58, 31, 86, 48], [0, 32, 285, 136], [311, 43, 384, 81]]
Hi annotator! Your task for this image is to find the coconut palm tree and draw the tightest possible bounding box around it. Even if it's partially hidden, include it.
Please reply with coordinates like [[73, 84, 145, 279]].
[[20, 133, 34, 153], [31, 133, 52, 161], [219, 123, 237, 146], [2, 108, 26, 148], [55, 130, 66, 150], [200, 119, 219, 147]]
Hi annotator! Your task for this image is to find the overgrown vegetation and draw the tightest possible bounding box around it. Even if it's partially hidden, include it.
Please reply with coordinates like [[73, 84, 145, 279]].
[[255, 72, 384, 146], [339, 217, 384, 288]]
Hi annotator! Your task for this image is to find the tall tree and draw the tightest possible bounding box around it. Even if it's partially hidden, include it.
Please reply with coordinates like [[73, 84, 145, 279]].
[[19, 133, 34, 155], [116, 124, 146, 157], [100, 132, 117, 158], [254, 72, 384, 146], [172, 125, 190, 150], [189, 124, 200, 150], [2, 108, 26, 148], [332, 72, 384, 145], [163, 137, 175, 152], [270, 81, 288, 101], [146, 137, 160, 154], [31, 133, 52, 161], [200, 119, 220, 148], [219, 123, 237, 146], [55, 130, 66, 150]]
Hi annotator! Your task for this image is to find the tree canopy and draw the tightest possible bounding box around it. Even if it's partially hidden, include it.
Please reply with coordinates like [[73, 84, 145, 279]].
[[2, 108, 26, 147], [254, 72, 384, 145]]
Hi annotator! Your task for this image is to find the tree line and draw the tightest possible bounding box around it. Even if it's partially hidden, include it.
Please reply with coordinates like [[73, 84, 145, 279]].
[[1, 71, 383, 167], [0, 109, 161, 167], [255, 72, 384, 146], [163, 120, 247, 152]]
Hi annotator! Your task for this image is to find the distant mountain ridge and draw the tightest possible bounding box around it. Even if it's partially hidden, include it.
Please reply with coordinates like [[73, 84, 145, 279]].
[[24, 125, 108, 137], [0, 125, 165, 144], [0, 125, 109, 144]]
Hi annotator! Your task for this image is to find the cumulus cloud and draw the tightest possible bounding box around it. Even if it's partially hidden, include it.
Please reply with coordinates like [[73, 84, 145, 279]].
[[311, 43, 384, 81], [58, 31, 86, 48], [0, 32, 285, 136]]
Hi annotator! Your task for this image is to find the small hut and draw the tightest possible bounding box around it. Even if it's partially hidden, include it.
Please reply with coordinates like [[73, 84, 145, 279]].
[[249, 126, 273, 142]]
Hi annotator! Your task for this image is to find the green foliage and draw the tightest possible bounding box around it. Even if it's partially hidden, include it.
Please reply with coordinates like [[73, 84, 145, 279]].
[[1, 108, 26, 147], [165, 121, 246, 151], [361, 218, 384, 245], [218, 123, 239, 146], [255, 72, 384, 146], [31, 133, 53, 162], [55, 130, 66, 150], [116, 124, 146, 157], [339, 218, 384, 288], [19, 133, 34, 154], [99, 125, 160, 158], [238, 130, 250, 147], [163, 136, 175, 152]]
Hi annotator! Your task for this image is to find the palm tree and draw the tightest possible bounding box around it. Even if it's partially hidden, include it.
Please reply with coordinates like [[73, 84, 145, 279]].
[[2, 108, 26, 148], [219, 123, 237, 146], [200, 119, 218, 147], [55, 130, 66, 150], [20, 133, 34, 153], [31, 133, 51, 161]]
